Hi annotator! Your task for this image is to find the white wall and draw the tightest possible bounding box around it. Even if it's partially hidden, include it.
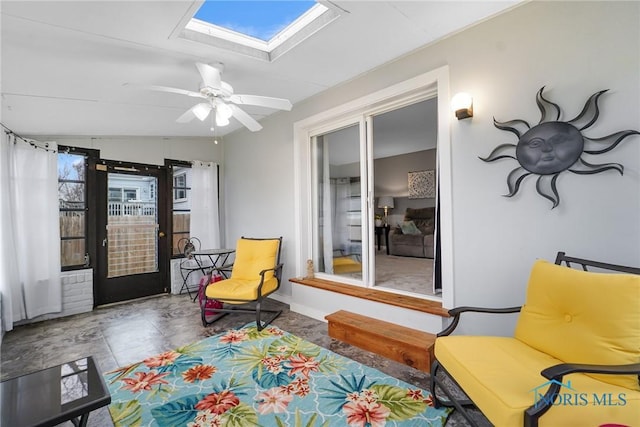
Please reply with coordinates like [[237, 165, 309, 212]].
[[223, 2, 640, 335]]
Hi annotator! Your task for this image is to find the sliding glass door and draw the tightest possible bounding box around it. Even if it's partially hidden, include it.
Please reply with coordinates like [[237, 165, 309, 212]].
[[311, 123, 368, 284], [309, 99, 439, 296]]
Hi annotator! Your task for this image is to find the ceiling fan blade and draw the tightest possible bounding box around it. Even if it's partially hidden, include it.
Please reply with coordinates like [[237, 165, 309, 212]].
[[229, 104, 262, 132], [229, 94, 292, 111], [176, 108, 196, 123], [148, 85, 204, 98], [176, 103, 212, 123], [124, 83, 204, 98], [196, 63, 222, 90]]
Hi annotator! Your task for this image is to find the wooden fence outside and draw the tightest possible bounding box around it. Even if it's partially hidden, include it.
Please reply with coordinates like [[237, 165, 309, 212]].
[[60, 212, 191, 272]]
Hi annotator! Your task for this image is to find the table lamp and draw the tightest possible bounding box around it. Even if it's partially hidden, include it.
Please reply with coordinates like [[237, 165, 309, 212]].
[[377, 196, 394, 225]]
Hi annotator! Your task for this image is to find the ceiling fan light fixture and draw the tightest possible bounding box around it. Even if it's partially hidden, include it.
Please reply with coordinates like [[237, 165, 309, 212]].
[[215, 109, 230, 126], [193, 103, 212, 121], [217, 102, 233, 120]]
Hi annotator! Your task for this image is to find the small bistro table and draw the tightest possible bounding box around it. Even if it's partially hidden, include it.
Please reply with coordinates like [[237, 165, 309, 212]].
[[179, 248, 235, 299]]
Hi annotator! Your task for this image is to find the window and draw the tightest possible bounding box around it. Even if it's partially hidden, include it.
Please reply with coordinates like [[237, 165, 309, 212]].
[[108, 187, 122, 202], [58, 146, 98, 270], [167, 161, 192, 257], [173, 172, 187, 202], [124, 188, 138, 201], [108, 187, 139, 202], [181, 1, 340, 62], [194, 1, 318, 42]]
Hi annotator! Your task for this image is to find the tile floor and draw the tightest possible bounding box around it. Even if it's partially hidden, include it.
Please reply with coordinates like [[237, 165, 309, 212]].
[[1, 294, 486, 426]]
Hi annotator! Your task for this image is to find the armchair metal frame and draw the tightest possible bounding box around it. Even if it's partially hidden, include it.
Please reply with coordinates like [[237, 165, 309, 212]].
[[429, 251, 640, 427], [200, 237, 284, 331]]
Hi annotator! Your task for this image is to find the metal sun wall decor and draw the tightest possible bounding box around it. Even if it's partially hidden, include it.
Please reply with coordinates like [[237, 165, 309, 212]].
[[480, 86, 639, 209], [408, 170, 435, 199]]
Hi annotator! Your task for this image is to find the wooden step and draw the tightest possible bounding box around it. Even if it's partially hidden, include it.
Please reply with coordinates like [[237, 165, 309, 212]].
[[325, 310, 436, 373]]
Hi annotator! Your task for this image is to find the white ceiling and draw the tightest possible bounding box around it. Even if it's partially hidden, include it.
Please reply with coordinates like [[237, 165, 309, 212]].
[[1, 1, 521, 138]]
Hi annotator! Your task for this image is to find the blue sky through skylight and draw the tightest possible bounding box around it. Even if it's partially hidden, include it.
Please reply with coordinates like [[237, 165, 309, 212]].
[[194, 1, 317, 41]]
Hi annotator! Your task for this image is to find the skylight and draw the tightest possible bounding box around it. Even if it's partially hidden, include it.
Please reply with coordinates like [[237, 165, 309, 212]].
[[181, 0, 340, 61], [194, 1, 317, 42]]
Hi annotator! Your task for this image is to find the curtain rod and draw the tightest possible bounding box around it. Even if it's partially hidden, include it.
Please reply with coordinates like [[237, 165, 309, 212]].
[[1, 121, 56, 152]]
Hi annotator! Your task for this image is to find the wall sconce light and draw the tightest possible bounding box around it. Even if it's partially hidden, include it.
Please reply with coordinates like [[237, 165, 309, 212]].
[[451, 92, 473, 120]]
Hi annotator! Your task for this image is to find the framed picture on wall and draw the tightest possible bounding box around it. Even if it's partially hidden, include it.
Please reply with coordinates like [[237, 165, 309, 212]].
[[408, 170, 435, 199]]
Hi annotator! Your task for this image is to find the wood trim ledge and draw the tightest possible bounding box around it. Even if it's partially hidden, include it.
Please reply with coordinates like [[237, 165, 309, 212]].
[[290, 277, 449, 317]]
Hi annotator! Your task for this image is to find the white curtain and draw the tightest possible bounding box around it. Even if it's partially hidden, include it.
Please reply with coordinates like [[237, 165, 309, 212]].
[[190, 161, 220, 250], [0, 133, 61, 332]]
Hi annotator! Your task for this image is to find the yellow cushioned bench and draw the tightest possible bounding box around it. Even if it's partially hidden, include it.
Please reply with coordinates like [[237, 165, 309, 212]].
[[430, 252, 640, 427]]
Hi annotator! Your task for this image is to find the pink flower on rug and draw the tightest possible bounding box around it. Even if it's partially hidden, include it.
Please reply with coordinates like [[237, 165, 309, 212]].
[[143, 350, 180, 368], [343, 400, 391, 427], [261, 356, 284, 374], [187, 409, 222, 427], [287, 353, 320, 378], [290, 377, 310, 396], [279, 383, 296, 395], [257, 387, 294, 414], [219, 329, 249, 344], [121, 371, 169, 393], [294, 382, 310, 397], [423, 394, 434, 407], [195, 390, 240, 415], [407, 389, 424, 401], [407, 388, 433, 405], [182, 364, 217, 383], [266, 327, 284, 336], [360, 389, 378, 403]]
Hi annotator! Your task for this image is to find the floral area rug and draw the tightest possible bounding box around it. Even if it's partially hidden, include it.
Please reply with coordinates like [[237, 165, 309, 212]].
[[104, 323, 450, 426]]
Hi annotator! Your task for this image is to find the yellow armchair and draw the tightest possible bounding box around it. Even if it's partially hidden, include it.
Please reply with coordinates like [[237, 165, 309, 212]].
[[430, 252, 640, 427], [200, 237, 283, 331]]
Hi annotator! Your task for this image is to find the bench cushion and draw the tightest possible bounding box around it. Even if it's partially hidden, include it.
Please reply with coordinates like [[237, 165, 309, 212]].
[[515, 260, 640, 391], [435, 336, 640, 426]]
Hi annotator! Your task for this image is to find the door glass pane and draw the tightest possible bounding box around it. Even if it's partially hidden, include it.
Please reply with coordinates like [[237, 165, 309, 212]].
[[107, 173, 158, 278], [58, 152, 87, 268], [171, 166, 191, 256], [313, 124, 362, 278]]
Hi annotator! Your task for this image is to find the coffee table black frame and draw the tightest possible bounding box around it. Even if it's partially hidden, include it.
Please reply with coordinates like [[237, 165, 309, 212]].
[[1, 356, 111, 427]]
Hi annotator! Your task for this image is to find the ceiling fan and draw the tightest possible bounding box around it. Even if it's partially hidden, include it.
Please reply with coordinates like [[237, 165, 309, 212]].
[[147, 62, 292, 132]]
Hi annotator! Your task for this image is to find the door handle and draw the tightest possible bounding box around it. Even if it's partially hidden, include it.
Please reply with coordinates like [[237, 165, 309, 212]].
[[102, 238, 107, 247], [159, 231, 166, 238]]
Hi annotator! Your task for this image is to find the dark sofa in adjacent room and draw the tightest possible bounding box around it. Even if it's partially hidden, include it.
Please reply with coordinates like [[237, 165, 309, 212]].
[[388, 207, 435, 258]]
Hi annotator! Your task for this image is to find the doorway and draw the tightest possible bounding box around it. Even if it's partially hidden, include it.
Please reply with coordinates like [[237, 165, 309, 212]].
[[95, 162, 168, 305], [371, 98, 439, 297], [294, 66, 454, 307]]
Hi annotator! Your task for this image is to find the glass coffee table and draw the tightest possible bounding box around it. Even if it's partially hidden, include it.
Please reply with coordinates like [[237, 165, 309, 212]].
[[1, 356, 111, 427]]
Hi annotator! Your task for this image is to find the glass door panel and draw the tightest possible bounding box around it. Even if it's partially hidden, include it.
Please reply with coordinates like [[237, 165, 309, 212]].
[[312, 124, 363, 279], [106, 173, 159, 278]]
